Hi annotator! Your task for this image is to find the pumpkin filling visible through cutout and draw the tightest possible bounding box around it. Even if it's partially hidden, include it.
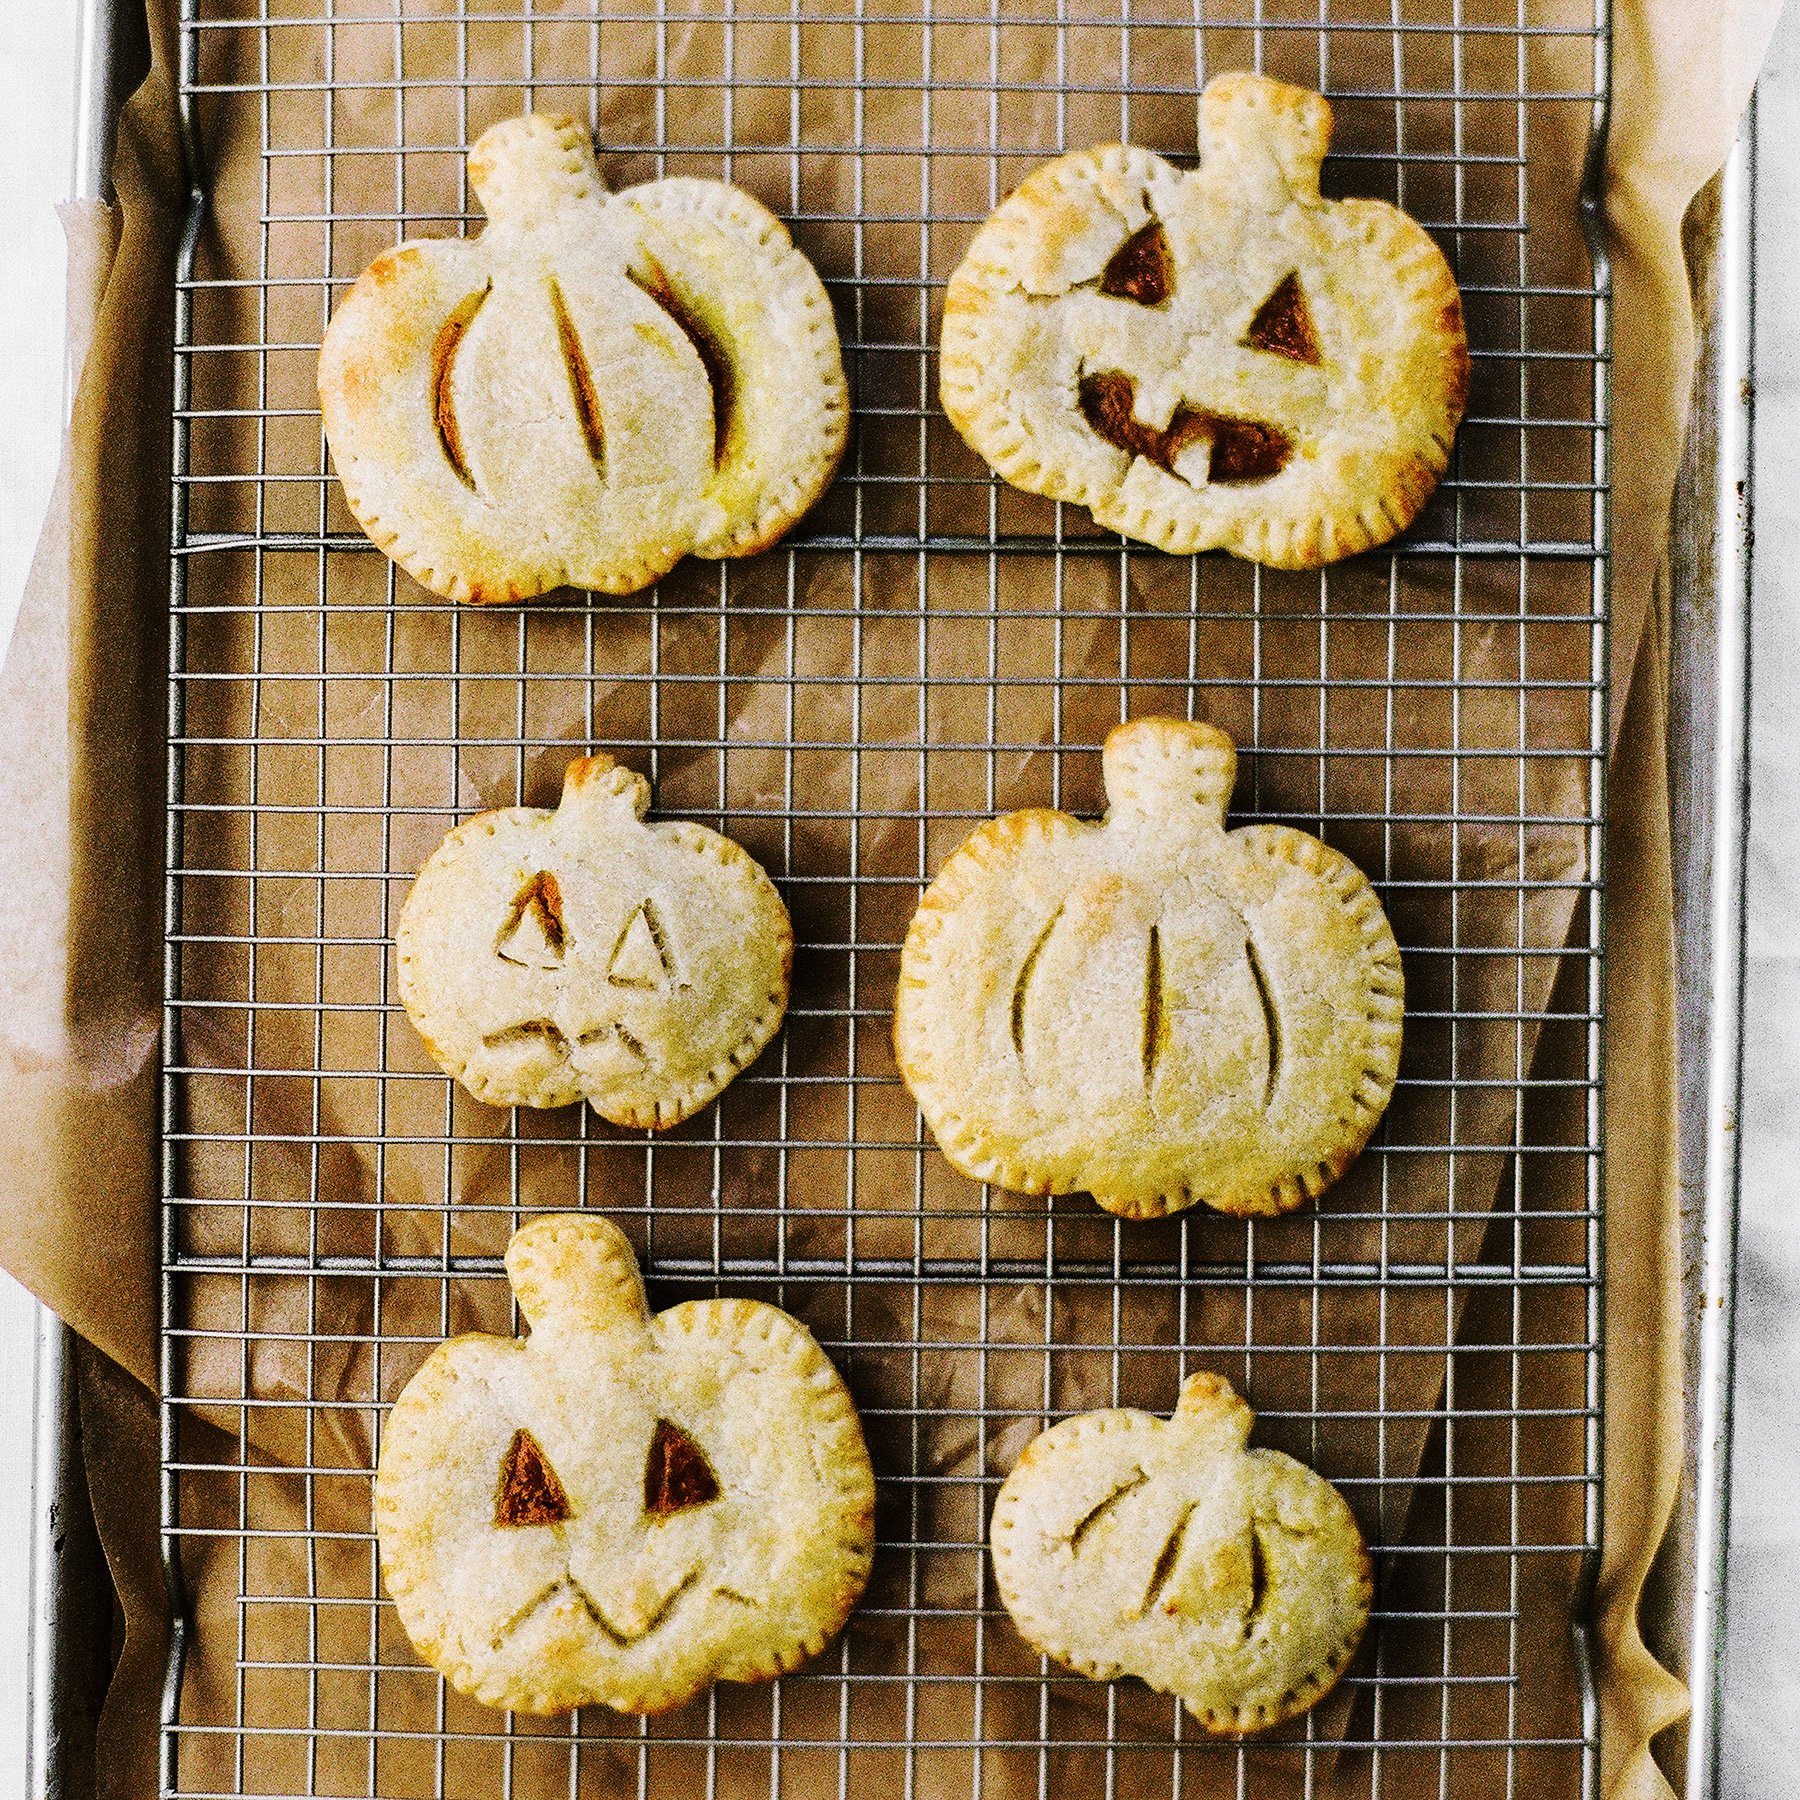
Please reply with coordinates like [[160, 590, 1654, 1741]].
[[1241, 271, 1322, 366], [429, 283, 491, 490], [645, 1418, 722, 1516], [496, 1428, 574, 1527], [630, 263, 736, 466], [1098, 219, 1176, 307], [546, 277, 608, 478], [1077, 371, 1294, 485]]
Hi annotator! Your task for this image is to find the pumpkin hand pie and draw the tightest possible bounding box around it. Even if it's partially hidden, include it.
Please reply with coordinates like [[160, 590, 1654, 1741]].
[[893, 717, 1403, 1218], [318, 113, 847, 603], [375, 1213, 876, 1714], [398, 752, 791, 1127], [940, 71, 1468, 568], [991, 1373, 1371, 1734]]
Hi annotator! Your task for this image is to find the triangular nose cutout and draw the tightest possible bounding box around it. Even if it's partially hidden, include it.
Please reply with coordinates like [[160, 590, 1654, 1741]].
[[495, 1428, 574, 1527], [644, 1418, 721, 1516]]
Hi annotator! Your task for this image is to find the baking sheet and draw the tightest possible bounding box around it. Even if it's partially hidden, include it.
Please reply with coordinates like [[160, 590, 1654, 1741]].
[[0, 0, 1786, 1796]]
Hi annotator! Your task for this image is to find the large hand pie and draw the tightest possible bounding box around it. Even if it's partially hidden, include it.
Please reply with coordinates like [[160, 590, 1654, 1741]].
[[318, 113, 847, 602], [893, 717, 1403, 1217], [376, 1213, 877, 1715], [940, 72, 1467, 567], [398, 752, 791, 1127], [991, 1373, 1371, 1734]]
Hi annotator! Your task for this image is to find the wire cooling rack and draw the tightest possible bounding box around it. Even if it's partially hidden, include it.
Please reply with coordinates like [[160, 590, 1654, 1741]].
[[160, 2, 1609, 1796]]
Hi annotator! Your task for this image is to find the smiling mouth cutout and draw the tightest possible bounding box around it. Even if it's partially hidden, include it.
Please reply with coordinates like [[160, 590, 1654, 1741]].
[[1077, 371, 1296, 486], [490, 1566, 701, 1652]]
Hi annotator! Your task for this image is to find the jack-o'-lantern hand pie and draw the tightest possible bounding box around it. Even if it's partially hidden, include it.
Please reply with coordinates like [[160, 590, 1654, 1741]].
[[991, 1373, 1371, 1735], [940, 72, 1468, 568], [318, 113, 847, 603], [398, 752, 791, 1127], [893, 718, 1402, 1218], [375, 1214, 876, 1714]]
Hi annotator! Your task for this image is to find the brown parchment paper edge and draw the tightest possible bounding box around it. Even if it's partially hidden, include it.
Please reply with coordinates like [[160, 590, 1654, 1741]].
[[0, 0, 1778, 1792]]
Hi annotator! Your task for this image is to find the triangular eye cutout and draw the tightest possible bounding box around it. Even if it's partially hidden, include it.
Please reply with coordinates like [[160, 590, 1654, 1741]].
[[495, 1428, 574, 1528], [1099, 219, 1175, 307], [644, 1418, 721, 1517], [1241, 272, 1322, 366], [606, 899, 675, 989], [495, 870, 567, 969]]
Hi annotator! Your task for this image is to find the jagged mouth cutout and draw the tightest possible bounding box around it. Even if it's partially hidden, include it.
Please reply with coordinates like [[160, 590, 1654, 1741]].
[[1079, 216, 1325, 488], [431, 266, 738, 495], [1011, 907, 1283, 1105], [487, 1423, 751, 1652]]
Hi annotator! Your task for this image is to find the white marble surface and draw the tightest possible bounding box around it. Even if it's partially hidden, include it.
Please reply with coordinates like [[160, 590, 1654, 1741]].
[[1721, 6, 1800, 1795], [0, 3, 80, 1795], [0, 6, 1794, 1794]]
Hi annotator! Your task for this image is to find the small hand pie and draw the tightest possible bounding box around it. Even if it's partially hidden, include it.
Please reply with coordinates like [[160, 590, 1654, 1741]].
[[893, 717, 1402, 1217], [940, 72, 1467, 567], [991, 1373, 1371, 1734], [318, 113, 847, 603], [376, 1214, 876, 1714], [398, 753, 790, 1127]]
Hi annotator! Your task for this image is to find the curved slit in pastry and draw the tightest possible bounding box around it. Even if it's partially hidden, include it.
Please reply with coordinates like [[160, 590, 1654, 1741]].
[[494, 1427, 574, 1527], [1067, 1469, 1147, 1552], [1098, 218, 1175, 307], [430, 281, 491, 491], [1076, 371, 1294, 486], [645, 1417, 722, 1516], [546, 276, 607, 478], [1242, 270, 1322, 366], [629, 260, 734, 466], [1010, 903, 1064, 1056], [495, 869, 567, 967], [1243, 933, 1280, 1107], [1142, 922, 1165, 1089], [482, 1019, 569, 1054], [1242, 1524, 1270, 1639], [1138, 1501, 1197, 1616], [716, 1586, 758, 1608]]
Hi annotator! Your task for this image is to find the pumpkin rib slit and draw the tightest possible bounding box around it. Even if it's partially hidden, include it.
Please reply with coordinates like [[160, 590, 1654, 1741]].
[[429, 281, 491, 491], [1243, 931, 1281, 1108], [1243, 1523, 1270, 1640], [1142, 921, 1165, 1091], [1067, 1469, 1148, 1553], [629, 258, 735, 466], [1137, 1501, 1197, 1617], [1010, 902, 1064, 1056], [545, 276, 607, 479]]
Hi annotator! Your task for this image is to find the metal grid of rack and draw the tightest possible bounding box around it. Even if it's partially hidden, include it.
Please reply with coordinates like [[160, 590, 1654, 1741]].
[[160, 2, 1609, 1795]]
